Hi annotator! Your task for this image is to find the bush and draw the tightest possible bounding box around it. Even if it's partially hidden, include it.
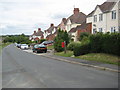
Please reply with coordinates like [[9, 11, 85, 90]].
[[79, 32, 90, 41], [74, 33, 120, 56], [67, 42, 81, 51], [89, 33, 103, 53], [74, 43, 90, 56]]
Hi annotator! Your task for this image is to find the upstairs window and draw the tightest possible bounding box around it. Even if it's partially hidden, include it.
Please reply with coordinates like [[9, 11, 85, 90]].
[[94, 15, 97, 22], [99, 14, 103, 21], [112, 10, 116, 19]]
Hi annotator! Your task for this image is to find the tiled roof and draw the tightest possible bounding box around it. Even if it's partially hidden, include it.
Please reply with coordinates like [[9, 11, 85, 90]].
[[67, 12, 86, 24], [87, 2, 116, 17], [75, 22, 92, 31], [99, 2, 116, 12], [35, 31, 43, 36], [68, 28, 76, 33]]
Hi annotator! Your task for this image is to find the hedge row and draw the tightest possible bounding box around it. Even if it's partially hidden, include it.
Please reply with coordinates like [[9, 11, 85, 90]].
[[73, 33, 120, 56]]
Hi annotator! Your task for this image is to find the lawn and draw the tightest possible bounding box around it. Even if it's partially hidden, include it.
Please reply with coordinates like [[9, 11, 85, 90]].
[[47, 45, 54, 50], [55, 51, 73, 57], [55, 51, 120, 66]]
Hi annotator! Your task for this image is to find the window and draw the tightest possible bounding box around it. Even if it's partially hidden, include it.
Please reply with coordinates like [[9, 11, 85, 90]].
[[99, 28, 103, 32], [112, 10, 116, 19], [99, 14, 103, 21], [94, 15, 97, 22], [111, 27, 116, 33], [93, 28, 97, 34]]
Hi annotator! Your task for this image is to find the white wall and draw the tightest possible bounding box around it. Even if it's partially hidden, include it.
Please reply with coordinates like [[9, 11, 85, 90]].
[[107, 2, 119, 32], [87, 17, 93, 23], [92, 7, 107, 33]]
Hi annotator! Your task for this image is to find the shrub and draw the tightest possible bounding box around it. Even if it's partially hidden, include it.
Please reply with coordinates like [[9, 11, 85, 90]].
[[67, 42, 81, 51], [79, 32, 90, 41], [73, 43, 90, 56], [89, 33, 103, 53]]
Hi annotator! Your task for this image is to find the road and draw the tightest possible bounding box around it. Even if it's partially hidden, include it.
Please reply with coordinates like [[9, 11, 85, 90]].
[[2, 44, 118, 88]]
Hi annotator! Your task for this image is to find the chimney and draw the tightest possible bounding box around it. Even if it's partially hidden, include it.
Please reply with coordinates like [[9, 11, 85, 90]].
[[38, 28, 41, 31], [34, 31, 36, 34], [62, 18, 66, 21], [73, 8, 79, 15], [50, 23, 54, 27]]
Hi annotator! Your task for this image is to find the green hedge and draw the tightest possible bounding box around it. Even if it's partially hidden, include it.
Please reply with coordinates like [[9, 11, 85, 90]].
[[73, 33, 120, 56], [67, 42, 81, 51]]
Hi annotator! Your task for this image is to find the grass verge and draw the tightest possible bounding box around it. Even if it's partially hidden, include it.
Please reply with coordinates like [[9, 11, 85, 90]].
[[55, 51, 120, 66], [0, 42, 11, 52], [55, 51, 73, 57], [47, 45, 54, 50]]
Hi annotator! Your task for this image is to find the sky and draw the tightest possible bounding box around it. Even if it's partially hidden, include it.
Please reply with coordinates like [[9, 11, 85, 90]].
[[0, 0, 108, 35]]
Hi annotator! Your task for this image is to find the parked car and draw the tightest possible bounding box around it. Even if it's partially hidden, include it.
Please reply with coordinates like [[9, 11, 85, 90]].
[[32, 44, 47, 53], [16, 44, 21, 48], [41, 41, 54, 45], [20, 44, 29, 50]]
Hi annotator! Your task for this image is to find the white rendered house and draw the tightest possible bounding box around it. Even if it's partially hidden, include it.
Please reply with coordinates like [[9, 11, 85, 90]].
[[87, 0, 120, 34]]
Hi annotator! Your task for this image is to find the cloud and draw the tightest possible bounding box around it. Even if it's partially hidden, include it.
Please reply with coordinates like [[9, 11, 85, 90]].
[[0, 0, 107, 35]]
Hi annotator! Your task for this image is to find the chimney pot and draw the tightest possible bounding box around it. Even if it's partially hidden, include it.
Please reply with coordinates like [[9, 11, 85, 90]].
[[73, 8, 79, 15], [34, 31, 36, 33], [38, 28, 41, 31], [50, 23, 54, 27]]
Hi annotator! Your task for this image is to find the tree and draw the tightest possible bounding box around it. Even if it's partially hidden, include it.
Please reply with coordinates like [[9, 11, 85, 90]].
[[54, 29, 70, 52]]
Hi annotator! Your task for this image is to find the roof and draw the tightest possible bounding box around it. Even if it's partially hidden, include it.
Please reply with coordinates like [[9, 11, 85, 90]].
[[46, 26, 55, 33], [67, 12, 86, 24], [87, 2, 116, 17], [68, 28, 76, 33], [32, 30, 43, 36], [35, 30, 43, 36], [75, 22, 92, 31], [99, 2, 116, 12]]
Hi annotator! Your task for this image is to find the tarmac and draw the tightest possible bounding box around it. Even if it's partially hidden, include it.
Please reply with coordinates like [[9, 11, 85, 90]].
[[24, 48, 120, 73]]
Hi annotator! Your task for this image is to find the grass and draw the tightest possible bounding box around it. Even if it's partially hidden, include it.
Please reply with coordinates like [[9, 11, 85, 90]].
[[55, 51, 73, 57], [55, 51, 120, 65], [76, 53, 120, 66], [0, 42, 11, 52], [47, 45, 54, 50]]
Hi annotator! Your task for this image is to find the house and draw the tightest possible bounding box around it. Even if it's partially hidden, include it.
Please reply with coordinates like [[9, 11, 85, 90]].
[[75, 22, 92, 41], [65, 8, 86, 41], [87, 0, 120, 34], [65, 8, 86, 33], [44, 24, 57, 41], [29, 28, 44, 41], [57, 18, 67, 31]]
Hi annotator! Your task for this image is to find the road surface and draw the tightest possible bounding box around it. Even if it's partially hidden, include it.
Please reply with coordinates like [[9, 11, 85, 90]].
[[2, 44, 118, 88]]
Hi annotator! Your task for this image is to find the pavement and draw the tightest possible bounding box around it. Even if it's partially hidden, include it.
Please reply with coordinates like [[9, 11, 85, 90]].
[[24, 48, 120, 73], [2, 44, 119, 88]]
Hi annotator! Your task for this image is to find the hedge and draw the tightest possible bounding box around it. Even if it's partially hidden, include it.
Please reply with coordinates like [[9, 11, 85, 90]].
[[73, 33, 120, 56]]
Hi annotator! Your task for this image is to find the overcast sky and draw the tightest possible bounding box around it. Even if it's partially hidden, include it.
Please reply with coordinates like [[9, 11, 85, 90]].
[[0, 0, 108, 35]]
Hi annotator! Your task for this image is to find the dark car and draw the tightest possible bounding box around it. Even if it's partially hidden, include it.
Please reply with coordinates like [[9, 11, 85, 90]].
[[42, 41, 54, 45], [32, 44, 47, 53]]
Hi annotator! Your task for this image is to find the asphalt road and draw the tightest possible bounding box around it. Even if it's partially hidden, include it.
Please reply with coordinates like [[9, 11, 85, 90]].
[[2, 44, 118, 88]]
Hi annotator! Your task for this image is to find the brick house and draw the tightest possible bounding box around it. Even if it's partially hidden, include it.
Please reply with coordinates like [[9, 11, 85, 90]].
[[75, 22, 92, 41], [29, 28, 44, 41]]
